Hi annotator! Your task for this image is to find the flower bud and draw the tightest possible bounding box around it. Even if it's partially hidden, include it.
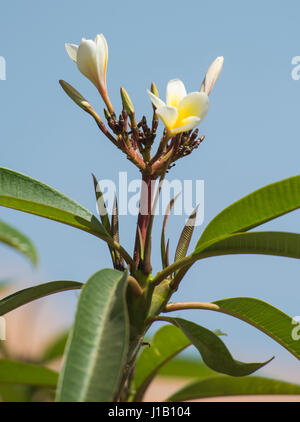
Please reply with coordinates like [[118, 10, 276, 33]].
[[59, 80, 105, 128], [120, 87, 135, 117], [65, 34, 114, 114], [150, 82, 159, 98], [200, 56, 224, 96], [59, 80, 93, 114]]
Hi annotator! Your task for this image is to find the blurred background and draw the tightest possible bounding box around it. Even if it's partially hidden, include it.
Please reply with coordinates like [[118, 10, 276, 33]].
[[1, 0, 300, 394]]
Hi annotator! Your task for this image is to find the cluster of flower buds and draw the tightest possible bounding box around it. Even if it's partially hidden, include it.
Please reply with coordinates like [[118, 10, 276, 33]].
[[61, 33, 223, 177], [173, 131, 206, 160]]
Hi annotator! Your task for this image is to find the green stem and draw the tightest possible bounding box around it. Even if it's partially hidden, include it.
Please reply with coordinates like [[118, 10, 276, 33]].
[[163, 301, 220, 313], [150, 132, 172, 164], [152, 253, 196, 285], [143, 175, 166, 274], [106, 238, 135, 271]]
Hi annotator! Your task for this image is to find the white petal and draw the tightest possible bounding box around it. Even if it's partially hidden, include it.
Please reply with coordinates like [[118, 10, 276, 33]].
[[65, 43, 78, 62], [166, 79, 187, 107], [147, 90, 166, 109], [200, 56, 224, 95], [170, 116, 201, 135], [77, 39, 99, 89], [95, 34, 107, 89], [156, 105, 178, 130], [177, 92, 209, 121]]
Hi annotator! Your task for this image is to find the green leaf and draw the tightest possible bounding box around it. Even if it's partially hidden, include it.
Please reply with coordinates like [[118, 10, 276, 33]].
[[195, 231, 300, 261], [165, 239, 170, 268], [138, 227, 144, 262], [161, 317, 273, 377], [166, 376, 300, 402], [111, 195, 119, 243], [92, 174, 119, 268], [92, 173, 111, 234], [211, 297, 300, 360], [133, 325, 191, 401], [0, 219, 38, 265], [56, 269, 129, 402], [0, 281, 82, 316], [0, 359, 58, 387], [111, 195, 124, 270], [40, 331, 69, 363], [198, 174, 300, 247], [158, 357, 216, 379], [0, 168, 108, 240], [174, 205, 198, 263]]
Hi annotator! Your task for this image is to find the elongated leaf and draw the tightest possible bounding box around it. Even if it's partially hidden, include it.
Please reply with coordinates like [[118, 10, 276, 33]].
[[174, 205, 198, 263], [133, 325, 191, 401], [194, 231, 300, 262], [0, 219, 38, 265], [0, 168, 108, 240], [111, 195, 124, 270], [40, 331, 69, 363], [198, 174, 300, 247], [137, 227, 144, 262], [211, 297, 300, 360], [170, 265, 190, 291], [92, 173, 111, 233], [166, 376, 300, 402], [0, 281, 82, 316], [161, 194, 180, 268], [92, 174, 120, 268], [158, 357, 216, 379], [165, 239, 170, 268], [0, 359, 58, 387], [56, 269, 129, 402], [161, 317, 273, 377], [111, 195, 119, 243]]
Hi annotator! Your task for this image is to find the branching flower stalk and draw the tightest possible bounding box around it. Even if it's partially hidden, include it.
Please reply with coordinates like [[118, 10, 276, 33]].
[[60, 33, 224, 400]]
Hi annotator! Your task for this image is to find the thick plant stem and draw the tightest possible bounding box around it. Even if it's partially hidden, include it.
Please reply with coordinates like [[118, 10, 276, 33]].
[[133, 173, 157, 268], [118, 277, 155, 400], [164, 301, 220, 313], [143, 165, 170, 273]]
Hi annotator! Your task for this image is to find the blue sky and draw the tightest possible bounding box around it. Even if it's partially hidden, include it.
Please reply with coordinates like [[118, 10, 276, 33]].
[[1, 0, 300, 381]]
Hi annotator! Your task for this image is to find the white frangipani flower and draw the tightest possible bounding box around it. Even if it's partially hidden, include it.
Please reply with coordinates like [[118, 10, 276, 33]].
[[200, 56, 224, 96], [147, 79, 209, 136], [65, 34, 113, 112]]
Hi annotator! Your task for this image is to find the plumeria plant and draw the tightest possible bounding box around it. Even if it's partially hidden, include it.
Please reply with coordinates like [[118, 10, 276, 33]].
[[1, 33, 300, 402]]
